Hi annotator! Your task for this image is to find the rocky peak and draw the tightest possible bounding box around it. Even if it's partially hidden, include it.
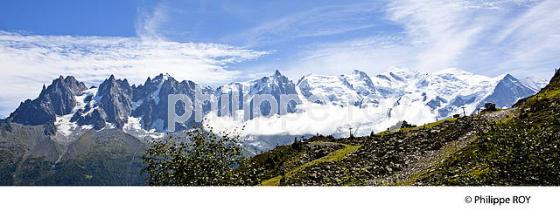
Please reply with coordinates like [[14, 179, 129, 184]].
[[352, 69, 369, 78], [247, 70, 297, 94], [95, 75, 133, 129], [131, 74, 202, 132], [69, 75, 134, 130], [98, 75, 131, 97], [502, 73, 515, 80], [9, 76, 88, 126], [133, 73, 173, 102], [41, 76, 87, 97], [477, 73, 536, 109], [273, 70, 282, 77]]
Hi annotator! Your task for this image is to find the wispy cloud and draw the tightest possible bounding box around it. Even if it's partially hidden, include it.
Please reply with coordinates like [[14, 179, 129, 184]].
[[277, 36, 414, 78], [0, 31, 266, 116], [492, 0, 560, 75], [135, 1, 169, 40], [386, 0, 488, 71], [223, 2, 384, 47], [275, 0, 557, 79]]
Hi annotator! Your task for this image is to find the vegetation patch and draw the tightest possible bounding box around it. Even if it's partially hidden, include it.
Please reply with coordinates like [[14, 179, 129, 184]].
[[259, 144, 361, 186]]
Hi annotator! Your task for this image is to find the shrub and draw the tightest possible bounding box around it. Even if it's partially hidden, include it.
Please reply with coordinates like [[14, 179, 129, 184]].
[[142, 126, 243, 186]]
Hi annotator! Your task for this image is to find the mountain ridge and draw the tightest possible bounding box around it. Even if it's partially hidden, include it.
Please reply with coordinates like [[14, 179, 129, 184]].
[[0, 68, 557, 186], [6, 69, 545, 141]]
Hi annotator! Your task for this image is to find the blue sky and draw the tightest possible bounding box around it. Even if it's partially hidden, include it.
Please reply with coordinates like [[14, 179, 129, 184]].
[[0, 0, 559, 115], [0, 0, 158, 36]]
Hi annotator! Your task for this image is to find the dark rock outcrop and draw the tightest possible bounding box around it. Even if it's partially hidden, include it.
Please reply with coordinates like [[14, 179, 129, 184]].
[[8, 76, 87, 125], [71, 75, 133, 129], [131, 74, 207, 131]]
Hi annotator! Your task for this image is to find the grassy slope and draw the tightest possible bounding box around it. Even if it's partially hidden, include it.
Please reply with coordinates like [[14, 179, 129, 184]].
[[232, 140, 346, 186], [260, 144, 361, 186]]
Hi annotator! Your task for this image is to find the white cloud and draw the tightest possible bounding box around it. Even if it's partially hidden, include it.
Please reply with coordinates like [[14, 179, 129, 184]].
[[0, 31, 266, 116], [205, 99, 435, 138], [493, 0, 560, 76], [135, 1, 171, 40], [386, 0, 485, 71], [274, 0, 558, 80], [270, 0, 500, 78], [278, 36, 415, 79], [224, 3, 383, 47]]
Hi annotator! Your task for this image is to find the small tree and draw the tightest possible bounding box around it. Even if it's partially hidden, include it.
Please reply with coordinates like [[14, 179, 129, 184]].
[[400, 120, 416, 129], [143, 126, 243, 186], [484, 102, 497, 111]]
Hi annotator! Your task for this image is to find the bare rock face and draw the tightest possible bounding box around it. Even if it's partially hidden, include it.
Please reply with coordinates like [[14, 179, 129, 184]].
[[94, 75, 133, 129], [131, 74, 204, 132], [8, 76, 87, 125], [70, 75, 133, 130]]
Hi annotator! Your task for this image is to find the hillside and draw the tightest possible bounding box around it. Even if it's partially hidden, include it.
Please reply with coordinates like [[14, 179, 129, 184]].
[[233, 68, 560, 186], [0, 124, 146, 185]]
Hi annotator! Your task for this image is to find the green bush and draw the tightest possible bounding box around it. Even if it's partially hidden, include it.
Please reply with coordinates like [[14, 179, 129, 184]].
[[143, 126, 243, 186]]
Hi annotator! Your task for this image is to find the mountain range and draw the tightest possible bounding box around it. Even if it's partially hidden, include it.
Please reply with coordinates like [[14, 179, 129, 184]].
[[0, 67, 552, 185], [3, 68, 545, 141]]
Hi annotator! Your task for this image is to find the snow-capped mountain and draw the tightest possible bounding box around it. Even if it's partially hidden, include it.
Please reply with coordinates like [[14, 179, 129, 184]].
[[298, 68, 541, 121], [6, 68, 545, 144], [482, 74, 539, 108], [216, 70, 299, 118], [392, 68, 506, 118], [297, 70, 380, 107], [70, 75, 133, 130], [131, 73, 213, 132], [521, 76, 548, 92]]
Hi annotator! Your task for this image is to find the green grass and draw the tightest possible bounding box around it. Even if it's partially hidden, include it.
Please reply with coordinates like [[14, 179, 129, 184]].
[[523, 88, 560, 108], [399, 117, 457, 133], [541, 89, 560, 98], [259, 144, 361, 186], [375, 130, 391, 137], [496, 112, 516, 125], [425, 118, 457, 128], [285, 144, 361, 178], [261, 176, 282, 186], [467, 167, 490, 177]]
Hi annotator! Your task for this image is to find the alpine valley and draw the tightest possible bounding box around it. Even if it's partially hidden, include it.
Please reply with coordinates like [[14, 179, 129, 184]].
[[0, 67, 550, 185]]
